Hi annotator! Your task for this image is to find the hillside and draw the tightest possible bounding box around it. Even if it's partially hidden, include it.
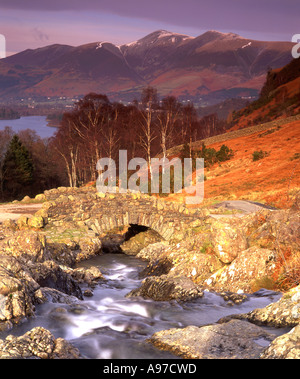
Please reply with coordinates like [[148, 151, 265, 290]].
[[164, 114, 300, 209], [162, 58, 300, 209], [0, 30, 295, 105], [229, 58, 300, 129]]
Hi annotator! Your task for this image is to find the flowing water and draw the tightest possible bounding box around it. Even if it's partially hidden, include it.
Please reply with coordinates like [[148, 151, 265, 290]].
[[1, 253, 284, 359]]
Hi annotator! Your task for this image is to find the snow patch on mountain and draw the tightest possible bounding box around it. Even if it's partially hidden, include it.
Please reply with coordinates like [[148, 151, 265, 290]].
[[242, 42, 252, 49], [96, 42, 109, 49]]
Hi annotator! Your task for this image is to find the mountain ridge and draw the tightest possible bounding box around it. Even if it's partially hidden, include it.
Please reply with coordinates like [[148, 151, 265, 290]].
[[0, 29, 295, 104]]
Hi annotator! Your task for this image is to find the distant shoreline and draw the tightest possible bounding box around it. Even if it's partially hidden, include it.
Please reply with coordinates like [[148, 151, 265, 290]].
[[0, 115, 57, 138]]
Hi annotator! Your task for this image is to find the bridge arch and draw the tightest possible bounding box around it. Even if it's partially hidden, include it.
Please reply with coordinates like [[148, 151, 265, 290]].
[[44, 189, 204, 241]]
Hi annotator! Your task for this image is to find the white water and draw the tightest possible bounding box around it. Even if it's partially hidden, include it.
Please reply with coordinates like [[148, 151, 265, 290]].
[[1, 254, 284, 359]]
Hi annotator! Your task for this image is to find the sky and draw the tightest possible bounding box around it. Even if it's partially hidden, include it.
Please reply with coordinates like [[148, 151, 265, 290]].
[[0, 0, 299, 56]]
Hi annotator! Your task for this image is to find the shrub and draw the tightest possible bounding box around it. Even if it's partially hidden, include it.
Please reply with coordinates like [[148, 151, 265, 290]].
[[216, 144, 234, 162], [181, 143, 234, 168], [252, 150, 269, 161]]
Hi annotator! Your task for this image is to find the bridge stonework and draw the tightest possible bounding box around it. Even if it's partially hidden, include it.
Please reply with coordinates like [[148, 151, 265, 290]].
[[43, 187, 204, 240]]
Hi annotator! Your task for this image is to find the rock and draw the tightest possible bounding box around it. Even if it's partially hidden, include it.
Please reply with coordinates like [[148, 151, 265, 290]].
[[140, 257, 174, 277], [16, 215, 29, 229], [121, 229, 163, 256], [204, 247, 277, 293], [4, 231, 50, 264], [260, 324, 300, 359], [219, 291, 248, 304], [83, 289, 93, 297], [148, 319, 276, 359], [101, 232, 125, 253], [137, 241, 170, 261], [0, 255, 23, 275], [28, 261, 83, 300], [46, 241, 77, 267], [0, 290, 34, 322], [241, 284, 300, 327], [21, 196, 31, 203], [75, 236, 102, 262], [28, 216, 44, 229], [33, 288, 81, 305], [35, 193, 46, 202], [211, 219, 248, 263], [0, 269, 22, 296], [291, 194, 300, 212], [1, 219, 17, 231], [127, 274, 204, 301], [246, 209, 300, 252], [71, 266, 104, 285], [0, 327, 81, 359]]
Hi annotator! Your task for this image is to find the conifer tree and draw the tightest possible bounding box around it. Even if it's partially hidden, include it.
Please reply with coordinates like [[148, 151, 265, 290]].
[[2, 135, 34, 199]]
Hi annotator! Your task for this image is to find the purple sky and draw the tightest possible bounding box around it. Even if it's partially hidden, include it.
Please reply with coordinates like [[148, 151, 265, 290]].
[[1, 0, 299, 56]]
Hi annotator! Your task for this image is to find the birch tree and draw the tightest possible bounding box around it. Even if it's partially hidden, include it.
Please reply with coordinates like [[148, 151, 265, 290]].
[[138, 86, 158, 174], [157, 96, 181, 163]]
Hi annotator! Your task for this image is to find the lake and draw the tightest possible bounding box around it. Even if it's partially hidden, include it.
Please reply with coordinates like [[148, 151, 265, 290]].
[[0, 116, 57, 138]]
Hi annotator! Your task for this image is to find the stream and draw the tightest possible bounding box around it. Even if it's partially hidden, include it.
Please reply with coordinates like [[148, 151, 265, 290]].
[[1, 253, 285, 359]]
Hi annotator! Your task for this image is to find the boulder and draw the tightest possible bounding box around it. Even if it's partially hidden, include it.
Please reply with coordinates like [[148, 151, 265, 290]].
[[27, 261, 83, 300], [0, 269, 22, 296], [33, 288, 81, 305], [35, 193, 46, 202], [260, 324, 300, 359], [28, 215, 44, 229], [137, 241, 170, 261], [211, 219, 248, 263], [75, 236, 102, 262], [46, 241, 77, 267], [16, 215, 29, 229], [1, 219, 17, 231], [204, 247, 277, 293], [241, 284, 300, 327], [148, 319, 276, 359], [0, 290, 34, 322], [71, 266, 104, 285], [0, 327, 81, 359], [4, 230, 50, 264], [121, 229, 163, 256], [127, 274, 203, 301]]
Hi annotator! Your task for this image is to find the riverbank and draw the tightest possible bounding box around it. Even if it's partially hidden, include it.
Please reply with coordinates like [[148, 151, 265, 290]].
[[0, 186, 299, 359]]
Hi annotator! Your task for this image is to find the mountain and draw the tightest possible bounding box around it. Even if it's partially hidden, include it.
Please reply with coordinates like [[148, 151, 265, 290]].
[[229, 57, 300, 129], [0, 30, 295, 104]]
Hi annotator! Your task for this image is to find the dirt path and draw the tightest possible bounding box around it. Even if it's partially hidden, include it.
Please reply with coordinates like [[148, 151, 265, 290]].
[[213, 200, 277, 213], [0, 203, 43, 223]]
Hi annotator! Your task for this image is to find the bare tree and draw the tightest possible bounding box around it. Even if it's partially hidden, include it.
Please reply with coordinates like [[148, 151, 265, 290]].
[[138, 86, 158, 174], [182, 103, 197, 157], [53, 93, 112, 185], [157, 96, 181, 163]]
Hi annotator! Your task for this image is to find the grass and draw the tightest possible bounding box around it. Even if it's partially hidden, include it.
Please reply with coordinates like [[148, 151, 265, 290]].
[[43, 225, 89, 243], [273, 248, 300, 291]]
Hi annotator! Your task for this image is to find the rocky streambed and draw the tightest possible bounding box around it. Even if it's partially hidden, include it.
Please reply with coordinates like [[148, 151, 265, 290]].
[[0, 187, 299, 359]]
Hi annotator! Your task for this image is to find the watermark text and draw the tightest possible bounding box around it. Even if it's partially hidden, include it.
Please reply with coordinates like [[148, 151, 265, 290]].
[[0, 34, 6, 59], [292, 34, 300, 58], [96, 150, 204, 205]]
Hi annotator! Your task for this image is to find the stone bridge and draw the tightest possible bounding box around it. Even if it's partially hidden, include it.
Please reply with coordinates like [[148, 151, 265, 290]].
[[42, 187, 204, 240]]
